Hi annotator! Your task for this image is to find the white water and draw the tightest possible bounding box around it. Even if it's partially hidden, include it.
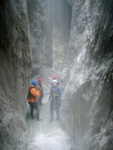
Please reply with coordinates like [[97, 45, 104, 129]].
[[26, 98, 72, 150]]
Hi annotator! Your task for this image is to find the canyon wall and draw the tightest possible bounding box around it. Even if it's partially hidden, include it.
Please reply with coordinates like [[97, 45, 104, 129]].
[[27, 0, 53, 79], [0, 0, 31, 149], [61, 0, 113, 149], [1, 0, 113, 150]]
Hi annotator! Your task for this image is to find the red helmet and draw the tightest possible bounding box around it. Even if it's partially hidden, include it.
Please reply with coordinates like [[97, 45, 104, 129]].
[[51, 75, 57, 79], [38, 78, 42, 83]]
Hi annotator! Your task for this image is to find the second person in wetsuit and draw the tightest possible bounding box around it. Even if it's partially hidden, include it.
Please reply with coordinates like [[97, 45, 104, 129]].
[[49, 80, 62, 122]]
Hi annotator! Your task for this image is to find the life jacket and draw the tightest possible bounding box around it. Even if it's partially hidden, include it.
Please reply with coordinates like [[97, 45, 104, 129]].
[[27, 87, 38, 102]]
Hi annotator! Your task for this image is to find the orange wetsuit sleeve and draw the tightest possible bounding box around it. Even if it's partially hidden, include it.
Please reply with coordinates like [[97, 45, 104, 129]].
[[31, 88, 40, 97]]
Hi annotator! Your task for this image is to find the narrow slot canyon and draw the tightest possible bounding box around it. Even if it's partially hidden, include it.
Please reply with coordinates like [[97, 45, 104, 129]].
[[0, 0, 113, 150]]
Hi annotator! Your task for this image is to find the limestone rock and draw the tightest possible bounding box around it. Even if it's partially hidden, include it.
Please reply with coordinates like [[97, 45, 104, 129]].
[[61, 0, 113, 149], [0, 0, 31, 149]]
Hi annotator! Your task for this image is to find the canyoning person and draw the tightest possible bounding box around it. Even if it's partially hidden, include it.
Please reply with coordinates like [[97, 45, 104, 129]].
[[38, 78, 43, 106], [49, 80, 62, 122], [27, 80, 41, 121]]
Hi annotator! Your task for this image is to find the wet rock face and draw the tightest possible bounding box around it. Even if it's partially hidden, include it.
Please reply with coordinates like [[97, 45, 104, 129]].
[[27, 0, 53, 78], [27, 0, 72, 79], [0, 0, 31, 150], [61, 0, 113, 149], [48, 0, 72, 75]]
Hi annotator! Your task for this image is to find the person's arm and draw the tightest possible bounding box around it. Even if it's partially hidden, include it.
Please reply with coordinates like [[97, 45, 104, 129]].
[[58, 87, 62, 97], [31, 88, 40, 97]]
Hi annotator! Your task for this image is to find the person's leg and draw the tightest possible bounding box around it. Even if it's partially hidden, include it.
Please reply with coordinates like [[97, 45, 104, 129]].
[[39, 96, 43, 105], [56, 100, 60, 120], [40, 96, 43, 105], [50, 100, 54, 122], [29, 102, 34, 119]]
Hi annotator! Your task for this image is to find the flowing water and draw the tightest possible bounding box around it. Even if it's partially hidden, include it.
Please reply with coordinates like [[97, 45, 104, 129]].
[[26, 98, 73, 150]]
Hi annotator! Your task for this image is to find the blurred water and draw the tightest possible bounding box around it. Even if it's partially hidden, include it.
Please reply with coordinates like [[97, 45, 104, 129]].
[[26, 98, 72, 150]]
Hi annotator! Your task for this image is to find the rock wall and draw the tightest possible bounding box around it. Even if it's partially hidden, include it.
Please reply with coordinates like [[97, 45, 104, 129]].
[[1, 0, 113, 149], [61, 0, 113, 149], [0, 0, 31, 150], [27, 0, 72, 80], [48, 0, 72, 75], [27, 0, 53, 79]]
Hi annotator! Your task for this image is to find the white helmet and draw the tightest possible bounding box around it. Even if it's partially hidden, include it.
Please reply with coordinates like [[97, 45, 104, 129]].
[[52, 80, 58, 83]]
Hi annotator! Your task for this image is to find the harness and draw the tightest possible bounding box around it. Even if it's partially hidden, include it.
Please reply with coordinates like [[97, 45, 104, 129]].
[[51, 87, 60, 97]]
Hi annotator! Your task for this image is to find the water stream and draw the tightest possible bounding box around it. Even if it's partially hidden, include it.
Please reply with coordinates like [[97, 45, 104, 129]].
[[26, 98, 73, 150]]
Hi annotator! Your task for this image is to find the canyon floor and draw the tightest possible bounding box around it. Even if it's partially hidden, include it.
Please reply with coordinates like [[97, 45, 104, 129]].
[[26, 98, 73, 150]]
